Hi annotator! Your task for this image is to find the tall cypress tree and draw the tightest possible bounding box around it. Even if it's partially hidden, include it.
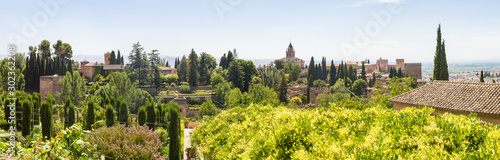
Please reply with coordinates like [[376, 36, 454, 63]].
[[308, 57, 315, 80], [168, 107, 180, 160], [480, 70, 484, 82], [110, 50, 116, 64], [40, 102, 52, 140], [119, 101, 129, 126], [361, 62, 367, 81], [117, 50, 121, 65], [86, 100, 95, 130], [279, 74, 288, 103], [21, 99, 32, 137], [433, 24, 449, 81], [329, 60, 337, 86], [338, 61, 344, 80], [146, 102, 156, 130], [188, 49, 198, 85], [67, 104, 75, 127], [321, 57, 327, 80], [105, 104, 115, 127], [138, 106, 146, 126]]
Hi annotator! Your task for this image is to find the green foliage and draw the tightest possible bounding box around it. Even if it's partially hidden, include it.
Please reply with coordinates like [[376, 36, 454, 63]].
[[283, 62, 301, 81], [192, 104, 500, 159], [261, 64, 282, 91], [289, 97, 302, 106], [214, 80, 231, 105], [163, 74, 179, 84], [105, 104, 115, 127], [210, 72, 224, 88], [21, 99, 32, 137], [178, 55, 189, 82], [138, 107, 146, 126], [274, 59, 284, 70], [247, 84, 280, 106], [67, 104, 75, 127], [480, 70, 484, 82], [279, 74, 289, 103], [352, 79, 367, 96], [169, 107, 181, 160], [225, 88, 246, 108], [313, 79, 327, 87], [180, 84, 192, 94], [329, 60, 337, 86], [40, 102, 52, 139], [86, 100, 95, 130], [199, 99, 218, 119], [227, 60, 244, 91], [316, 92, 351, 108]]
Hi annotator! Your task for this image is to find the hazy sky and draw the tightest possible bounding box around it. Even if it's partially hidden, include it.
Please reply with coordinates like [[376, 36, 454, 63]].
[[1, 0, 499, 64]]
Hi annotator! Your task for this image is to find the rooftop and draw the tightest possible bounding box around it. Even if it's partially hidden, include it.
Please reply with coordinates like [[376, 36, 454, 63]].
[[389, 81, 500, 116]]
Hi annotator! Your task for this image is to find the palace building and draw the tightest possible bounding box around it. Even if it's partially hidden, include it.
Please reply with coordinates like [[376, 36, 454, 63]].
[[280, 43, 305, 68]]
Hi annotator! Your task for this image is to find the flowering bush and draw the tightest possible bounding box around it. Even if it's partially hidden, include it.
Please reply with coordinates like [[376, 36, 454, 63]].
[[86, 124, 165, 159]]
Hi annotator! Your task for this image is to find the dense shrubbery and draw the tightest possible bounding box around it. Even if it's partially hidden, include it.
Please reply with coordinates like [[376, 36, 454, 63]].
[[86, 125, 166, 159], [192, 104, 500, 159]]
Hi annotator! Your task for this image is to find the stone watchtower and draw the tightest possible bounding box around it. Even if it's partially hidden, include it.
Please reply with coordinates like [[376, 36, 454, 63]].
[[104, 52, 111, 65], [396, 59, 405, 72], [286, 43, 295, 61]]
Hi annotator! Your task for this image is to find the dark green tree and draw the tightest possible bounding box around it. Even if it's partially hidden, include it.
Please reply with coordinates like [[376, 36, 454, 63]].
[[110, 50, 116, 64], [308, 57, 315, 80], [21, 99, 32, 137], [168, 107, 180, 160], [188, 49, 199, 85], [119, 101, 129, 125], [117, 50, 122, 64], [338, 61, 344, 80], [67, 104, 75, 127], [219, 53, 228, 69], [146, 102, 156, 129], [480, 70, 484, 82], [178, 55, 188, 82], [279, 74, 289, 103], [321, 57, 327, 80], [40, 102, 52, 139], [329, 60, 337, 86], [138, 106, 146, 126], [240, 60, 257, 92], [227, 60, 244, 91], [64, 97, 71, 128], [227, 50, 234, 65], [361, 62, 367, 81], [274, 59, 284, 70], [153, 66, 161, 88], [433, 24, 449, 81], [105, 104, 115, 127], [397, 68, 403, 78], [86, 100, 95, 130], [306, 75, 313, 103]]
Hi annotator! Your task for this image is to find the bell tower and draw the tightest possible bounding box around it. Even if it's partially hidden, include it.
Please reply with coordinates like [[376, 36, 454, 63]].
[[286, 43, 295, 59]]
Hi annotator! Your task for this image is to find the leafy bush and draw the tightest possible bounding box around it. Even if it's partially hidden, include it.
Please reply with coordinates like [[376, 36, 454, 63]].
[[289, 97, 302, 106], [86, 125, 165, 159], [187, 96, 200, 105], [192, 104, 500, 159], [180, 85, 191, 94]]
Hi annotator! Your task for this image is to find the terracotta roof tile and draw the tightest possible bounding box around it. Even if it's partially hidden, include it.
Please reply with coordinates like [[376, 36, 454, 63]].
[[389, 81, 500, 116]]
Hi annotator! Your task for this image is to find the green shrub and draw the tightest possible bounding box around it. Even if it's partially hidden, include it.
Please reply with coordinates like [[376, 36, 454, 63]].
[[21, 99, 32, 137], [180, 85, 191, 94], [40, 102, 52, 139], [67, 104, 75, 127], [187, 96, 200, 105], [105, 104, 115, 127], [119, 101, 129, 125], [93, 120, 106, 129], [146, 103, 156, 129], [138, 107, 146, 126]]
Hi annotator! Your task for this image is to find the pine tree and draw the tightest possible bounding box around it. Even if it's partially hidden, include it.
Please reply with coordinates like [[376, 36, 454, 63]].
[[219, 53, 227, 69], [168, 107, 180, 160], [138, 107, 146, 126], [480, 70, 484, 82], [21, 99, 32, 137], [361, 62, 367, 82], [105, 104, 115, 127], [329, 60, 337, 86], [40, 102, 52, 139], [86, 100, 95, 130]]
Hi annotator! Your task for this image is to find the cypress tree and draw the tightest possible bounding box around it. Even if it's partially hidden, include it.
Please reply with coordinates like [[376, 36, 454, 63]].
[[146, 103, 156, 129], [361, 62, 367, 82], [21, 99, 32, 137], [168, 107, 180, 160], [397, 68, 403, 78], [110, 50, 116, 64], [306, 75, 313, 103], [67, 60, 73, 75], [119, 101, 129, 126], [329, 60, 337, 86], [117, 50, 122, 65], [440, 41, 449, 80], [40, 102, 52, 140], [308, 57, 315, 80], [279, 74, 288, 103], [64, 97, 71, 128], [188, 49, 199, 85], [105, 104, 115, 127], [433, 24, 449, 81], [321, 57, 327, 80], [480, 70, 484, 82], [137, 107, 146, 126], [86, 100, 95, 130], [338, 61, 343, 80], [389, 67, 394, 78], [67, 104, 75, 127]]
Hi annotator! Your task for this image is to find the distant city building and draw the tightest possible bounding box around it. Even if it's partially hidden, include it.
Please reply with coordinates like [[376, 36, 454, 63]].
[[325, 58, 422, 80], [159, 66, 177, 76], [280, 43, 305, 68], [389, 81, 500, 124]]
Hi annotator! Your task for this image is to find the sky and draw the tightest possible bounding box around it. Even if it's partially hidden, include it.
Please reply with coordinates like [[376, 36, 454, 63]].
[[1, 0, 499, 64]]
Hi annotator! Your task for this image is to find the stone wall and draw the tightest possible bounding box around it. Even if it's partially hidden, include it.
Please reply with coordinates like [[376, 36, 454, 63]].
[[309, 87, 329, 106], [404, 63, 422, 79], [40, 75, 64, 101]]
